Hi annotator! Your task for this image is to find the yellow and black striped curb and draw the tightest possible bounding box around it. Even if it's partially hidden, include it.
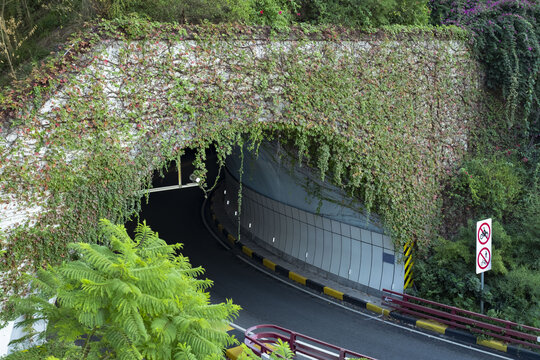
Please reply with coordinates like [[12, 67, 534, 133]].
[[390, 313, 540, 359], [210, 197, 540, 359], [209, 197, 389, 317], [225, 325, 245, 360]]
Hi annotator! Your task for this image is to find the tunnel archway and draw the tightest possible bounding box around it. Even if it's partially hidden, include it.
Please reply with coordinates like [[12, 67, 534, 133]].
[[0, 23, 486, 296]]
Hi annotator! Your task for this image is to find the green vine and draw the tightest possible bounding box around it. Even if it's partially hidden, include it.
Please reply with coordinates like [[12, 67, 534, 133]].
[[0, 20, 490, 299]]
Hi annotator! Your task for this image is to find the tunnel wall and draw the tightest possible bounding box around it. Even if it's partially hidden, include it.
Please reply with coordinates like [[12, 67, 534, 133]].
[[225, 142, 386, 233], [221, 171, 404, 295]]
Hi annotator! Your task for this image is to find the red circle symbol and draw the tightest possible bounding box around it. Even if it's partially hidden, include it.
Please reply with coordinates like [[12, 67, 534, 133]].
[[477, 222, 491, 244], [477, 247, 491, 269]]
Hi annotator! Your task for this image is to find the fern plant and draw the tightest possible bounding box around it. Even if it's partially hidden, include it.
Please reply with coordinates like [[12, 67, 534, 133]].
[[2, 219, 240, 360]]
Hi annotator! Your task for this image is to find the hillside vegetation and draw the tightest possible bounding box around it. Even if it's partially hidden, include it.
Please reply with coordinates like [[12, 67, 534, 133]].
[[0, 0, 538, 339]]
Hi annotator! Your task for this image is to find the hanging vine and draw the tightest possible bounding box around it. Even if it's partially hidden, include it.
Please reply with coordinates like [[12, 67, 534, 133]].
[[0, 19, 488, 300]]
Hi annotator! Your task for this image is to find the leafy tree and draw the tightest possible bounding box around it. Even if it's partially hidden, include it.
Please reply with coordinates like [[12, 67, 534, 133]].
[[2, 219, 240, 360]]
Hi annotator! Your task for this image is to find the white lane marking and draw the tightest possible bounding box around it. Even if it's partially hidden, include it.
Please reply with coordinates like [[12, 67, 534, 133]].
[[230, 322, 246, 332], [202, 199, 512, 360]]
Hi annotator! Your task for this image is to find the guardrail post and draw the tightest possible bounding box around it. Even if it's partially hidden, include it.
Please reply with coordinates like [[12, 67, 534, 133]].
[[290, 333, 296, 353]]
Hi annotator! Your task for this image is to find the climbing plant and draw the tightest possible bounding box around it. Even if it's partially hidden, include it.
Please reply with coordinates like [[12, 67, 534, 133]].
[[0, 19, 486, 300], [430, 0, 539, 133]]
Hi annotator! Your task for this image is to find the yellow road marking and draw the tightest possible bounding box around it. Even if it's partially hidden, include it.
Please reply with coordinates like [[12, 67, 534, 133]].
[[323, 287, 344, 300], [367, 303, 384, 314], [416, 319, 447, 334], [477, 338, 507, 352], [263, 258, 276, 271], [242, 246, 253, 257], [225, 346, 243, 360], [289, 271, 307, 285]]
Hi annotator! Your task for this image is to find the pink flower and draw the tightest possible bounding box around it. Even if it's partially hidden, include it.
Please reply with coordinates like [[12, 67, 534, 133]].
[[297, 12, 301, 16], [260, 10, 263, 14], [278, 10, 282, 14]]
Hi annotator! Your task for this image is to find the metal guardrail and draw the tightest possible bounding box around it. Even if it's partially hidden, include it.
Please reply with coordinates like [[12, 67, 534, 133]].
[[382, 289, 540, 350], [244, 324, 376, 360]]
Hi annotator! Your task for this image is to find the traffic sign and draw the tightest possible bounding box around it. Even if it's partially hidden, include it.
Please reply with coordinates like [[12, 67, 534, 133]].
[[477, 222, 491, 244], [477, 247, 491, 270], [476, 218, 492, 274]]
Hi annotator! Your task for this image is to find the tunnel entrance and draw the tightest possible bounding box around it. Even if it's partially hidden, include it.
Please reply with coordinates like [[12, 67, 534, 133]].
[[126, 139, 404, 297]]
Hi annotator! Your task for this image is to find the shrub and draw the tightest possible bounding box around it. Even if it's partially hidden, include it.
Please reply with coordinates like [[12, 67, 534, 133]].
[[445, 155, 525, 227], [2, 220, 240, 360], [299, 0, 429, 27]]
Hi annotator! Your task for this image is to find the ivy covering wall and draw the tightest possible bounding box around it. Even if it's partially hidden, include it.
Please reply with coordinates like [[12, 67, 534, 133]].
[[0, 19, 488, 299]]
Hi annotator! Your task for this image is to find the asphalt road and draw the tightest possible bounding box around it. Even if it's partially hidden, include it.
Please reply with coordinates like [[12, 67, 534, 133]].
[[130, 186, 514, 360]]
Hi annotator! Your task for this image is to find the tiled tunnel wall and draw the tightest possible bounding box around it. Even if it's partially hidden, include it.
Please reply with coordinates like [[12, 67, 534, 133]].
[[221, 172, 404, 295]]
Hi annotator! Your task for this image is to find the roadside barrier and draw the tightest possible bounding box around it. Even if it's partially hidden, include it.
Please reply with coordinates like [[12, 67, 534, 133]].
[[244, 324, 376, 360], [383, 289, 540, 352]]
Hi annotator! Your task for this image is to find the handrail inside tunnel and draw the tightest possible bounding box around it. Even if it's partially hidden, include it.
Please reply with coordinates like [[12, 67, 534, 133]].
[[244, 324, 377, 360], [382, 289, 540, 351]]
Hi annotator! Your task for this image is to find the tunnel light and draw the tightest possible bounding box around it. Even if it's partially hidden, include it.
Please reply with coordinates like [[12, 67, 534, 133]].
[[226, 200, 230, 205], [234, 211, 238, 216], [248, 223, 252, 228], [224, 190, 227, 194], [189, 173, 200, 183], [272, 237, 275, 243], [305, 252, 308, 258]]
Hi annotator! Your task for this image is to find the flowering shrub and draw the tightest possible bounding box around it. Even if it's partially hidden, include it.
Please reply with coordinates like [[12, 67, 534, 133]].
[[429, 0, 539, 133]]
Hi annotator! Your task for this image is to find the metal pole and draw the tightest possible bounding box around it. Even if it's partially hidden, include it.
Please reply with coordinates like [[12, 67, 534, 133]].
[[177, 155, 182, 187], [480, 272, 484, 314]]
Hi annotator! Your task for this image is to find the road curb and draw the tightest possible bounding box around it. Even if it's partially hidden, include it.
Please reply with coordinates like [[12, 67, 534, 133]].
[[210, 197, 540, 360]]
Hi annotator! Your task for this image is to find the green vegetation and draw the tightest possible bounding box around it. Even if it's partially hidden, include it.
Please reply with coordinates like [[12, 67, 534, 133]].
[[0, 0, 431, 84], [411, 0, 540, 327], [0, 0, 538, 341], [0, 19, 480, 300], [238, 339, 295, 360], [1, 220, 240, 359], [428, 0, 539, 134]]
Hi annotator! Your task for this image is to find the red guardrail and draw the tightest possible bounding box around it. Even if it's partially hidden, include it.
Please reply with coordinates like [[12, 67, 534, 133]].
[[244, 324, 376, 360], [382, 288, 540, 350]]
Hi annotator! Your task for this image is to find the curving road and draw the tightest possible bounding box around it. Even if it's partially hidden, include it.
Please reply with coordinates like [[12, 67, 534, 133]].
[[130, 186, 514, 360]]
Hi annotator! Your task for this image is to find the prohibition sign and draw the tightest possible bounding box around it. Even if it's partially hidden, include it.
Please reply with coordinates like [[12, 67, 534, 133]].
[[477, 247, 491, 269], [477, 222, 491, 245]]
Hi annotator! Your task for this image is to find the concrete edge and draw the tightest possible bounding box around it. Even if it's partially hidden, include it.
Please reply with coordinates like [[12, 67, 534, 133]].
[[210, 197, 540, 360]]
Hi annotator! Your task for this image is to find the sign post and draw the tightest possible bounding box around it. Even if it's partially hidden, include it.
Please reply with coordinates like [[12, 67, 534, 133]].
[[476, 218, 492, 314]]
